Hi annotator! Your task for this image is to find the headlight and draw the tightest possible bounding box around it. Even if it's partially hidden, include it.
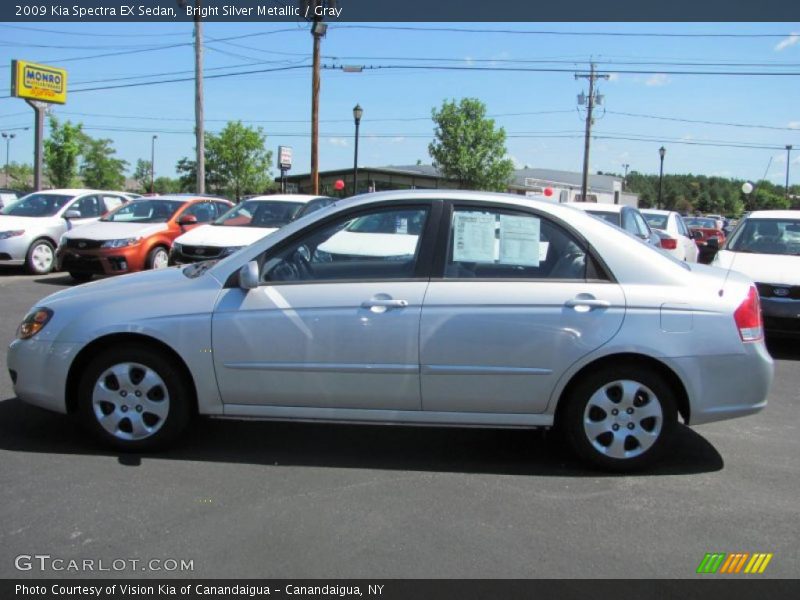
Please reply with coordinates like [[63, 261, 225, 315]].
[[220, 246, 244, 257], [17, 307, 53, 340], [101, 237, 141, 249], [0, 230, 25, 240]]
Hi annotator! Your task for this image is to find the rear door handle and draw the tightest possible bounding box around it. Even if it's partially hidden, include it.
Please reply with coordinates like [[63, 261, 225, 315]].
[[361, 299, 409, 311], [565, 296, 611, 311]]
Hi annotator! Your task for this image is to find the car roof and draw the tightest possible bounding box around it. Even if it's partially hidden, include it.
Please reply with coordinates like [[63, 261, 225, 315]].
[[564, 202, 626, 213], [747, 210, 800, 219], [245, 194, 326, 204], [129, 195, 227, 202], [640, 209, 671, 215]]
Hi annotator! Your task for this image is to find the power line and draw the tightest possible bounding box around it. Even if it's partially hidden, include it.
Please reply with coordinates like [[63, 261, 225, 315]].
[[606, 110, 800, 132], [329, 25, 798, 39], [0, 23, 189, 37]]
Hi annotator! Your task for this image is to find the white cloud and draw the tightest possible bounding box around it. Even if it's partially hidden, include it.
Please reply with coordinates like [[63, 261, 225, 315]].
[[390, 136, 406, 144], [645, 73, 670, 87], [607, 73, 620, 82], [788, 121, 800, 130], [774, 32, 800, 52], [328, 137, 348, 147], [464, 56, 474, 66]]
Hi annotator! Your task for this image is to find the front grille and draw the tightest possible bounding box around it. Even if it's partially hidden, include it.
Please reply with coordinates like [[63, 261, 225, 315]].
[[181, 245, 223, 259], [756, 282, 800, 300], [66, 238, 104, 250], [763, 316, 800, 334], [61, 255, 106, 274]]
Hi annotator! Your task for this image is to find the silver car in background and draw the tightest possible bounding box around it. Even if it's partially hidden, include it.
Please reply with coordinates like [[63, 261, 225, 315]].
[[7, 191, 772, 471], [0, 189, 132, 274]]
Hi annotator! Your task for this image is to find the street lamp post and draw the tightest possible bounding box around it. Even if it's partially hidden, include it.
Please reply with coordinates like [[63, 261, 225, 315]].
[[622, 162, 630, 191], [352, 104, 363, 196], [786, 145, 793, 202], [150, 135, 158, 194], [657, 146, 666, 209], [1, 132, 15, 187]]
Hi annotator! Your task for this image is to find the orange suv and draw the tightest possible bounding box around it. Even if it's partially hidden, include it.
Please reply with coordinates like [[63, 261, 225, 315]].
[[57, 195, 233, 281]]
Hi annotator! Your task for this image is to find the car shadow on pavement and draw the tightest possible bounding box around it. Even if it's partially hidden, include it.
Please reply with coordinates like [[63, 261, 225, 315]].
[[33, 274, 78, 286], [0, 397, 724, 477], [767, 337, 800, 361]]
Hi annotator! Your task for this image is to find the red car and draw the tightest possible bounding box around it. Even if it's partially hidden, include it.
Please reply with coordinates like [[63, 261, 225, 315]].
[[57, 195, 233, 281], [684, 216, 726, 248]]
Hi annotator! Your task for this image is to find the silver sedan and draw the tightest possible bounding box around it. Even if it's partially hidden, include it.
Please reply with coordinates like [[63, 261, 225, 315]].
[[7, 191, 773, 470]]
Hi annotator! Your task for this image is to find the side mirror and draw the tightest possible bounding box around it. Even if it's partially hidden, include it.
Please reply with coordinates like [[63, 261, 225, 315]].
[[238, 260, 259, 290], [63, 209, 81, 219], [706, 237, 720, 251], [178, 214, 198, 226]]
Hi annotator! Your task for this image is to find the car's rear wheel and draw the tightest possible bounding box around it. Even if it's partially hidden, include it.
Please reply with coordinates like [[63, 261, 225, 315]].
[[561, 365, 677, 471], [25, 239, 55, 274], [69, 271, 93, 283], [77, 344, 193, 451], [147, 246, 169, 270]]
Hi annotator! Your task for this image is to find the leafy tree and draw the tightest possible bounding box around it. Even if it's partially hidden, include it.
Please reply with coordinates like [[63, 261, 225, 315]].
[[80, 137, 128, 190], [3, 162, 34, 191], [44, 116, 85, 188], [152, 176, 181, 195], [132, 159, 153, 193], [428, 98, 514, 191], [176, 121, 273, 200]]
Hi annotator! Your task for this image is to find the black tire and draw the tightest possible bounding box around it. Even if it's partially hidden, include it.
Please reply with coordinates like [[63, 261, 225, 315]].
[[560, 365, 678, 472], [69, 271, 93, 283], [25, 238, 56, 275], [76, 344, 193, 451], [146, 246, 169, 270]]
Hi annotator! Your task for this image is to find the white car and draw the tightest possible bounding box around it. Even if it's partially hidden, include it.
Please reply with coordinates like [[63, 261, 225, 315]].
[[565, 203, 660, 247], [0, 189, 131, 274], [641, 209, 699, 262], [712, 209, 800, 338], [8, 190, 772, 471], [169, 194, 334, 264]]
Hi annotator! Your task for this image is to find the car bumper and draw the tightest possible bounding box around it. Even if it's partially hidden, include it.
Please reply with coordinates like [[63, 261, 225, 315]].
[[57, 246, 146, 275], [667, 342, 773, 426], [169, 246, 227, 265], [7, 338, 83, 414], [0, 235, 32, 263]]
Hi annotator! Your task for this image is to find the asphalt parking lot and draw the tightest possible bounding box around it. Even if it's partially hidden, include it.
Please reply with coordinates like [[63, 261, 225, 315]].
[[0, 268, 798, 579]]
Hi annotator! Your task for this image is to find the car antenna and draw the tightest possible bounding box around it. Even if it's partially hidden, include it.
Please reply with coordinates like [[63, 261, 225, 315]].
[[718, 156, 772, 297]]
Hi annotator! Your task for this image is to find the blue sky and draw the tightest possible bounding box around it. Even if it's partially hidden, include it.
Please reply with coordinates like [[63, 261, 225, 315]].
[[1, 21, 799, 185]]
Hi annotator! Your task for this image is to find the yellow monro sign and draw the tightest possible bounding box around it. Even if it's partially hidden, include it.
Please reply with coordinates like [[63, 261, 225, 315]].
[[11, 60, 67, 104]]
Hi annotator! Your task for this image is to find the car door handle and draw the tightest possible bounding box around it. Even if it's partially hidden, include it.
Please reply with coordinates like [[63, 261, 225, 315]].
[[565, 297, 611, 311], [361, 299, 409, 311]]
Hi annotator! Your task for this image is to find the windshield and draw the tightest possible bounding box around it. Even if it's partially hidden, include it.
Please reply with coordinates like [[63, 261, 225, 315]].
[[726, 218, 800, 256], [101, 199, 183, 223], [585, 210, 620, 226], [0, 193, 73, 217], [643, 213, 668, 229], [684, 217, 717, 229], [214, 200, 304, 228]]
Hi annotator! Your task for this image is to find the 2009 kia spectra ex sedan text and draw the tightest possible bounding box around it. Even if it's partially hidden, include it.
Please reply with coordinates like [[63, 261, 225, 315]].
[[7, 191, 773, 471]]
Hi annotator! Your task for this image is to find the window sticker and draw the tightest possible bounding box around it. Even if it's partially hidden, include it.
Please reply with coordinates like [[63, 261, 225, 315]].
[[453, 212, 497, 263], [499, 215, 541, 266], [396, 217, 408, 234]]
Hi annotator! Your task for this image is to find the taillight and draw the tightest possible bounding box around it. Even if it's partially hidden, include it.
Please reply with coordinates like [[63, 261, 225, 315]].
[[660, 238, 678, 250], [734, 285, 763, 342]]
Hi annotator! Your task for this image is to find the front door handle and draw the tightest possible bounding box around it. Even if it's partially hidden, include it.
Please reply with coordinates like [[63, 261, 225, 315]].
[[361, 299, 409, 312], [565, 296, 611, 311]]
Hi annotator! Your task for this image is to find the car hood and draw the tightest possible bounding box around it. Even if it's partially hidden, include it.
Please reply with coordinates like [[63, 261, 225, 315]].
[[713, 249, 800, 286], [63, 221, 168, 241], [0, 215, 61, 230], [175, 224, 277, 247]]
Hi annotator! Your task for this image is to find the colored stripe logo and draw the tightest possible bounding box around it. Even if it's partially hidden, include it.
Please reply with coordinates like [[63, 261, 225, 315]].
[[697, 553, 773, 574]]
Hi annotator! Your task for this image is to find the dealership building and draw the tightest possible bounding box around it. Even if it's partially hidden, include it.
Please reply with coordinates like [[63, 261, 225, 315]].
[[280, 165, 638, 206]]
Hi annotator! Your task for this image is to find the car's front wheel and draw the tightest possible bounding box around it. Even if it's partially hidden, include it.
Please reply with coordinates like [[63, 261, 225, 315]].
[[146, 246, 169, 270], [561, 365, 677, 471], [77, 344, 193, 451], [25, 238, 55, 274]]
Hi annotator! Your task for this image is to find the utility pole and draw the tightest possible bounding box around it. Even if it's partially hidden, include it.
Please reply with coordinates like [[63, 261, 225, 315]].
[[2, 132, 15, 187], [194, 0, 205, 194], [309, 5, 328, 196], [786, 145, 793, 202], [150, 135, 158, 194], [575, 63, 608, 202], [622, 163, 630, 191]]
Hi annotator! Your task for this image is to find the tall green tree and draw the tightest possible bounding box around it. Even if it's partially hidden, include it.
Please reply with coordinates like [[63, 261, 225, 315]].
[[428, 98, 514, 191], [80, 137, 128, 190], [132, 159, 152, 193], [176, 121, 273, 200], [3, 162, 34, 191], [43, 116, 85, 188]]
